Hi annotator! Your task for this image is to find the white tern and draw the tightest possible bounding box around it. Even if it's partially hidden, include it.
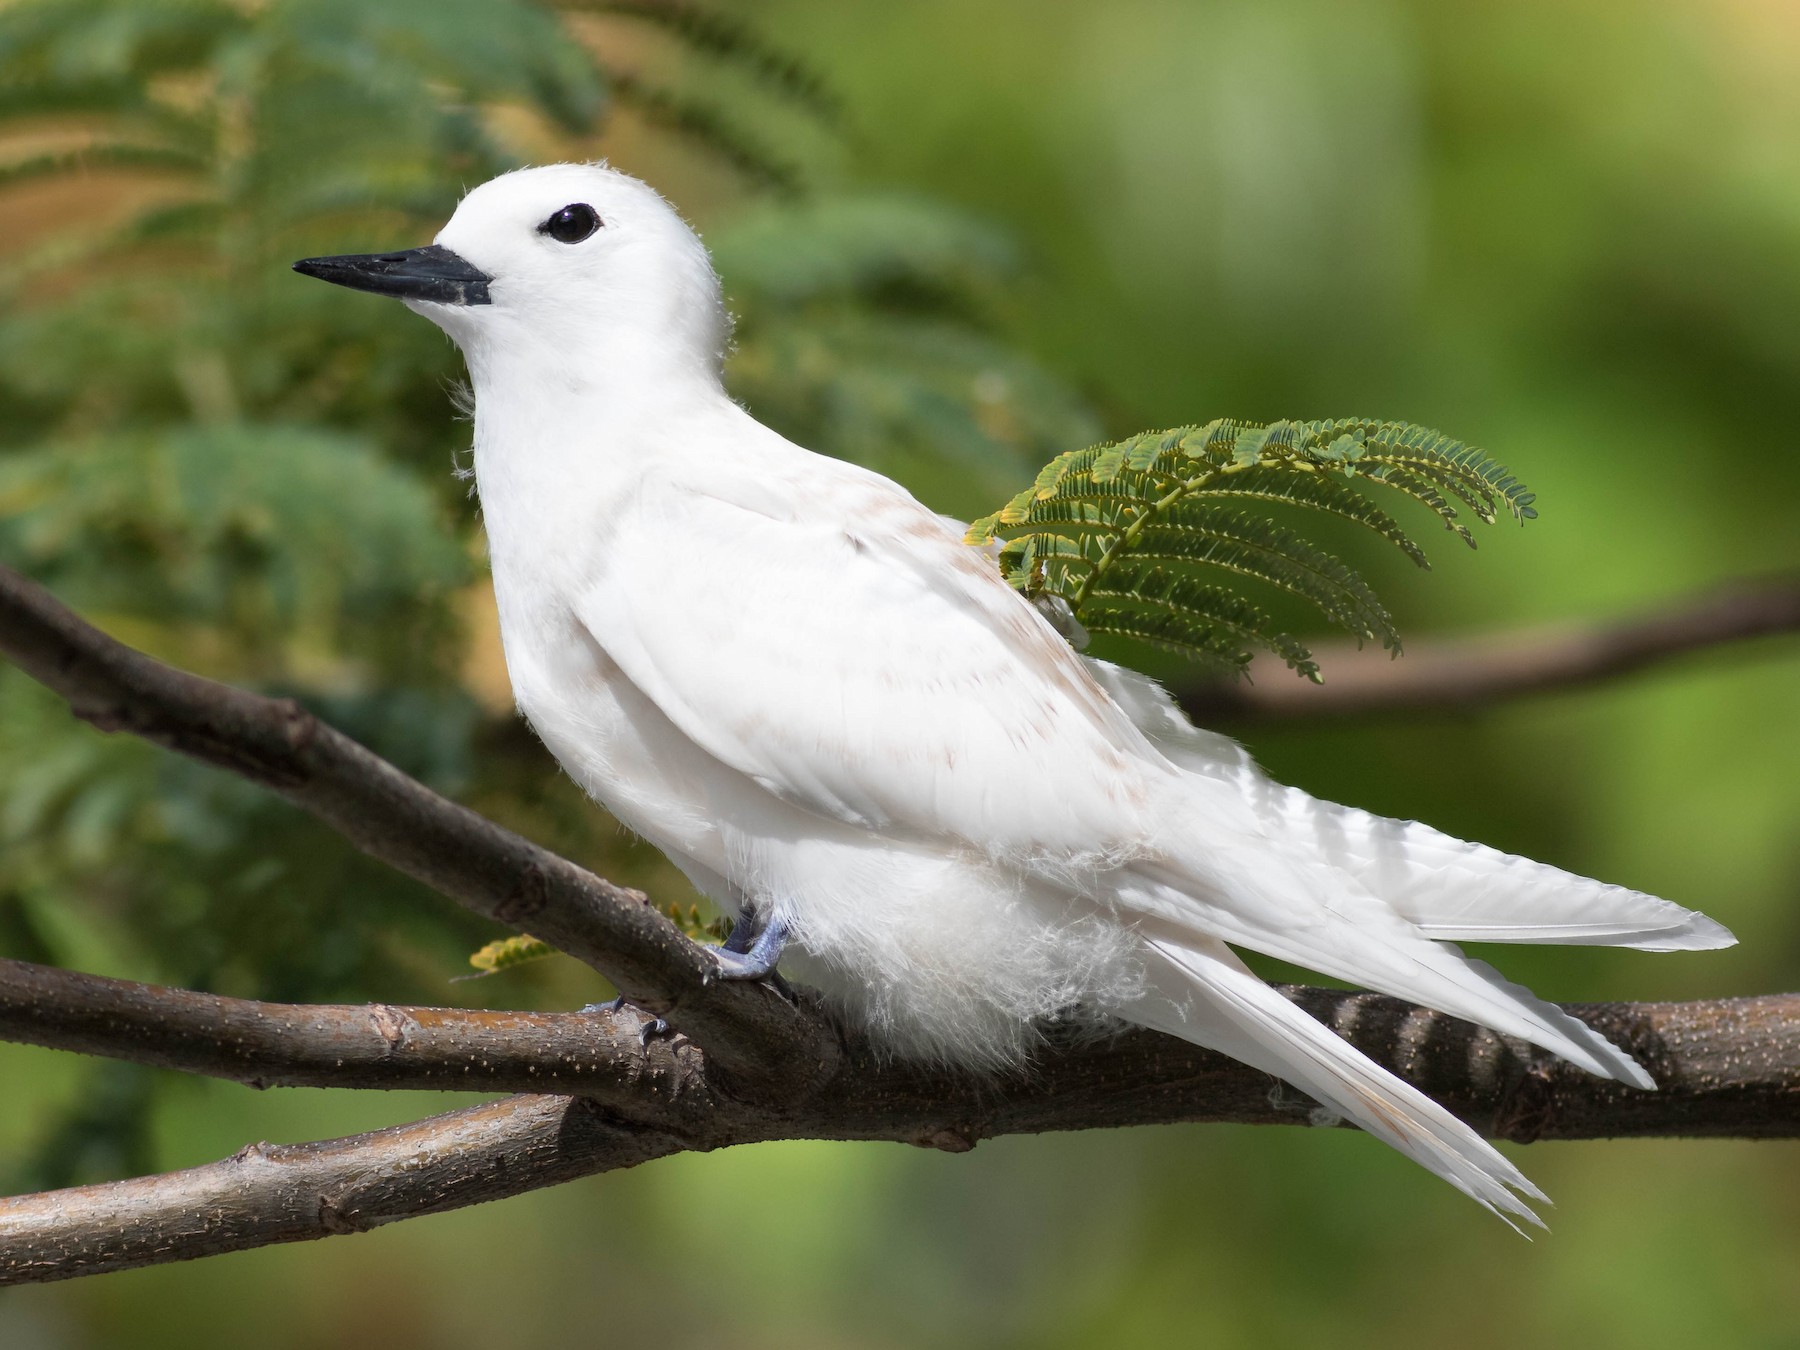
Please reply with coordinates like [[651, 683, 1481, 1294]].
[[295, 163, 1733, 1227]]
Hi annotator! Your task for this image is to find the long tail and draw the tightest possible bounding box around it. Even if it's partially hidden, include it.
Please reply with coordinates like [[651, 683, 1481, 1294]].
[[1124, 851, 1659, 1089], [1086, 655, 1734, 1218], [1128, 937, 1547, 1231]]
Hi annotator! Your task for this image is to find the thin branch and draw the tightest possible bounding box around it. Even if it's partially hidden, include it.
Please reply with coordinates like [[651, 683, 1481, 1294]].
[[0, 1095, 684, 1285], [1179, 574, 1800, 723], [0, 564, 838, 1096], [4, 980, 1796, 1284]]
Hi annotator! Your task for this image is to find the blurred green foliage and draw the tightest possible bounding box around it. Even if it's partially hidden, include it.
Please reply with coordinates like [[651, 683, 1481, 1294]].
[[718, 192, 1099, 486], [1, 0, 1798, 1347], [0, 0, 1094, 1194]]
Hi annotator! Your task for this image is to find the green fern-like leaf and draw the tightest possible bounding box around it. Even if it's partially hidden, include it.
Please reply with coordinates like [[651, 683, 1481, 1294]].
[[968, 418, 1534, 681]]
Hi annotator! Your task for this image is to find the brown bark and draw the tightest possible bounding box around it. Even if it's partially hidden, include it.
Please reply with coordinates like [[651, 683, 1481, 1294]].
[[0, 957, 717, 1129], [1179, 573, 1800, 723], [0, 1096, 683, 1284], [11, 956, 1795, 1147]]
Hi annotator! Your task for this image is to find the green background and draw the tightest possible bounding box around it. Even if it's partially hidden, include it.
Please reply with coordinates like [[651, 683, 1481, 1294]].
[[2, 1, 1797, 1346]]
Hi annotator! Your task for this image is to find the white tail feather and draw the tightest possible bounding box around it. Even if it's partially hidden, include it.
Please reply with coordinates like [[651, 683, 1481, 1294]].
[[1129, 937, 1547, 1231], [1126, 857, 1658, 1090]]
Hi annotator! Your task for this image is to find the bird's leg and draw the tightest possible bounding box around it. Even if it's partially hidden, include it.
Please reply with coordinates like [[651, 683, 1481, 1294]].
[[721, 910, 760, 955], [710, 913, 790, 982]]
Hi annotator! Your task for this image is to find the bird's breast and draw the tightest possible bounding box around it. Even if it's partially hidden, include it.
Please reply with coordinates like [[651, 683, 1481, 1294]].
[[492, 584, 739, 876]]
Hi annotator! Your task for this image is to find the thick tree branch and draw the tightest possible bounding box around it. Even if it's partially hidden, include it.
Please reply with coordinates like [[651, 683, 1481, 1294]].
[[0, 957, 719, 1129], [1179, 574, 1800, 723], [7, 956, 1794, 1146], [3, 970, 1796, 1284], [9, 953, 1797, 1141], [0, 564, 837, 1096]]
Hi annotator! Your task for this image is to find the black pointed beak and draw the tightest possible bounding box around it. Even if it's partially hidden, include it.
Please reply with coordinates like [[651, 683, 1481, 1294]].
[[291, 244, 493, 306]]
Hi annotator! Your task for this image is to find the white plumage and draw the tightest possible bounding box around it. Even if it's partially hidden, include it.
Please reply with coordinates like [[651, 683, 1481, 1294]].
[[332, 163, 1733, 1228]]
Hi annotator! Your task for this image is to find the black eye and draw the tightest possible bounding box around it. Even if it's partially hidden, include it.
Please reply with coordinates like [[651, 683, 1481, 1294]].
[[538, 202, 600, 244]]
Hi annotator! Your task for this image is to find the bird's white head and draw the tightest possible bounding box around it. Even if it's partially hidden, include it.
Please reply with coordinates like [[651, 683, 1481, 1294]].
[[294, 163, 729, 401]]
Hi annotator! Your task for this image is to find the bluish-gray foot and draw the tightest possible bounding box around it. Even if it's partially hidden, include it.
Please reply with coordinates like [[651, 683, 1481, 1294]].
[[710, 914, 790, 983]]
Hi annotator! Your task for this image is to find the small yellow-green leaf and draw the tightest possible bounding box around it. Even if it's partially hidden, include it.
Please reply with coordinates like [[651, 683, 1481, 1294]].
[[996, 486, 1039, 524], [1031, 449, 1082, 499], [466, 933, 556, 977], [1091, 443, 1130, 482], [1232, 425, 1272, 466], [964, 512, 1002, 545]]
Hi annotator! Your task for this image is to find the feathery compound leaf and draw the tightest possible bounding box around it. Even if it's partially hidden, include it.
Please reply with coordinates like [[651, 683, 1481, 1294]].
[[1200, 466, 1428, 567], [1139, 506, 1398, 649], [969, 417, 1534, 682], [1086, 567, 1321, 680]]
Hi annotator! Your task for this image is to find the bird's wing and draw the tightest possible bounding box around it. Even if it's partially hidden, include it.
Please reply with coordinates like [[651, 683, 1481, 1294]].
[[1091, 657, 1732, 952], [570, 452, 1168, 857]]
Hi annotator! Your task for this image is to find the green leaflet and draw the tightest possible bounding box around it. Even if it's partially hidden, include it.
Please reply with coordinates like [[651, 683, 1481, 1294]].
[[967, 418, 1533, 682], [1085, 571, 1323, 681]]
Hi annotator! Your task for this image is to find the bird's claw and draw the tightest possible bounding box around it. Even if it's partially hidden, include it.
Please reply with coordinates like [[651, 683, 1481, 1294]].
[[581, 996, 671, 1046]]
